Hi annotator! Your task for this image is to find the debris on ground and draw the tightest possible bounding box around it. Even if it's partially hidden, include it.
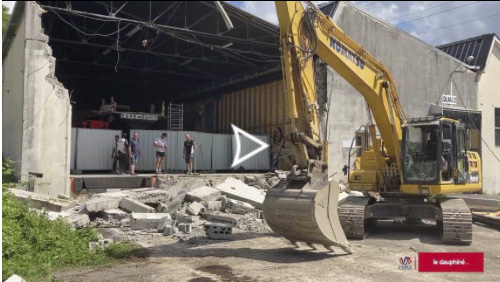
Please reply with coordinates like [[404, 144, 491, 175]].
[[14, 174, 283, 246]]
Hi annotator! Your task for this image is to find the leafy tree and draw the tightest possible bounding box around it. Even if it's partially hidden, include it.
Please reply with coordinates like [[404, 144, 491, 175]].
[[3, 5, 11, 38]]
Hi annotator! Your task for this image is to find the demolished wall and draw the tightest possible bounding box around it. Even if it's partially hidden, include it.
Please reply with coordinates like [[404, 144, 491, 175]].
[[2, 2, 72, 196]]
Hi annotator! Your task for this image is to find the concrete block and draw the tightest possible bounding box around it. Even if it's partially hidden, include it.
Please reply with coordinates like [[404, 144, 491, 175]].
[[65, 214, 90, 228], [186, 186, 221, 202], [175, 213, 200, 225], [276, 171, 288, 180], [204, 222, 232, 240], [206, 200, 222, 211], [120, 197, 155, 213], [224, 198, 255, 215], [205, 213, 244, 227], [178, 223, 192, 234], [85, 197, 120, 213], [215, 178, 265, 209], [130, 213, 171, 230], [103, 209, 129, 221], [162, 225, 178, 236], [187, 201, 205, 215]]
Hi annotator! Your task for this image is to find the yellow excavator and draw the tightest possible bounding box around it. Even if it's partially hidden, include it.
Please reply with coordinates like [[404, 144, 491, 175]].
[[263, 1, 482, 253]]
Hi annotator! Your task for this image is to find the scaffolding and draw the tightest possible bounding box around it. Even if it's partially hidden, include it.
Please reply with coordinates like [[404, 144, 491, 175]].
[[167, 103, 183, 131]]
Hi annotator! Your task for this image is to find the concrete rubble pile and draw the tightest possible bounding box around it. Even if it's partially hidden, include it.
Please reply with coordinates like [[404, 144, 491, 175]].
[[11, 173, 284, 242]]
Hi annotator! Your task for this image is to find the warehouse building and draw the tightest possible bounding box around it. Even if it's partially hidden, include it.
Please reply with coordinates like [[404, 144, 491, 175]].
[[3, 1, 499, 196]]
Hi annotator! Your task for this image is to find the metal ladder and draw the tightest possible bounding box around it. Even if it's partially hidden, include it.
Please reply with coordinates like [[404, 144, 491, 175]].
[[167, 103, 183, 131]]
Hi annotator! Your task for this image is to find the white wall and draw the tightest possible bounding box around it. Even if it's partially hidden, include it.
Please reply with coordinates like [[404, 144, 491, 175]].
[[2, 15, 26, 173], [477, 39, 500, 194]]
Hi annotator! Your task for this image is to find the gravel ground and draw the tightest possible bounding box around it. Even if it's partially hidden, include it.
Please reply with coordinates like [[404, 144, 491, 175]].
[[55, 222, 500, 282]]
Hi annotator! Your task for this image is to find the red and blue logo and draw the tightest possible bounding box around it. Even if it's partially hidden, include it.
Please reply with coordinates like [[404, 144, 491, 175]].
[[399, 256, 413, 271]]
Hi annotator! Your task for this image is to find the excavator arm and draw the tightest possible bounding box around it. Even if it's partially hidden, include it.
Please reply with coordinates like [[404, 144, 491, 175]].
[[264, 1, 409, 253], [277, 1, 406, 170]]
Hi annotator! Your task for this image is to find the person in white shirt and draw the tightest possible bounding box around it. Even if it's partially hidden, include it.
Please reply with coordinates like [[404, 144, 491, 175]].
[[115, 133, 129, 175], [154, 132, 168, 173]]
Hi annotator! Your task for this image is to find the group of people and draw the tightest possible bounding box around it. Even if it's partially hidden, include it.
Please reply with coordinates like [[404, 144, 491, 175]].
[[112, 132, 196, 175]]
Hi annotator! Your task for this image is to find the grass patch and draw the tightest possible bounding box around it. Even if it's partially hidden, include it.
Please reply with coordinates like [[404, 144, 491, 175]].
[[2, 159, 147, 281]]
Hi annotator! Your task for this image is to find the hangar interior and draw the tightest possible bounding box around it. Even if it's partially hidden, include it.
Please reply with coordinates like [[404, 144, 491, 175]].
[[38, 1, 282, 132]]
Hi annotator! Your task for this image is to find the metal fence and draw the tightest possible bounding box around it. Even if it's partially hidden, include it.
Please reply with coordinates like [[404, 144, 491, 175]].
[[74, 128, 122, 171], [70, 128, 270, 172]]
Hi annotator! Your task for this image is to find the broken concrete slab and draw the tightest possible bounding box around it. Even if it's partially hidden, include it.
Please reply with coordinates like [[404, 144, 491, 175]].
[[187, 201, 205, 215], [186, 186, 221, 202], [85, 197, 120, 213], [204, 222, 232, 240], [266, 176, 280, 188], [65, 213, 90, 228], [9, 188, 73, 212], [215, 178, 265, 209], [103, 209, 129, 221], [224, 198, 255, 215], [178, 223, 192, 234], [130, 213, 171, 230], [120, 197, 155, 213]]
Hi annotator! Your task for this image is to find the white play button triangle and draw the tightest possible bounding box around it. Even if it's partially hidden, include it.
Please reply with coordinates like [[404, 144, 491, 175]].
[[231, 124, 270, 168]]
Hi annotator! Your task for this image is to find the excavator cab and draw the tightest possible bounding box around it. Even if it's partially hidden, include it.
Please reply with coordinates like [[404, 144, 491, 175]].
[[402, 117, 470, 188]]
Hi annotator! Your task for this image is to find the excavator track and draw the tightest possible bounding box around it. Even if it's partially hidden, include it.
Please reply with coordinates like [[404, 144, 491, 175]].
[[338, 196, 371, 239], [439, 198, 472, 245]]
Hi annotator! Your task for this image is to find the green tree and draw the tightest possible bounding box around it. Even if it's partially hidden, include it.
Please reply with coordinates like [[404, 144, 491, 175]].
[[3, 5, 11, 38]]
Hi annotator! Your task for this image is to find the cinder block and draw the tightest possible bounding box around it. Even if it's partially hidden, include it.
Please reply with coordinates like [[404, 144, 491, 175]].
[[254, 210, 264, 219], [186, 186, 221, 202], [130, 213, 171, 230], [120, 197, 155, 213], [176, 213, 199, 225], [187, 201, 205, 215], [178, 223, 192, 234], [205, 213, 244, 227], [204, 222, 232, 240]]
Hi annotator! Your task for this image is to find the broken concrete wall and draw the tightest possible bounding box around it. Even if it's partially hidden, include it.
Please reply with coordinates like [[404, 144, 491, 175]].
[[2, 4, 26, 174], [3, 2, 72, 196]]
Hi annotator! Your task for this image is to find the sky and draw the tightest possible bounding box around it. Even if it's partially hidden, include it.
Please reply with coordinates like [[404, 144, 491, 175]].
[[2, 1, 499, 46], [229, 1, 500, 46]]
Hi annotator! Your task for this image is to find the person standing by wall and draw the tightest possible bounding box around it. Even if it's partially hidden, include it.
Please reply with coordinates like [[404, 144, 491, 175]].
[[116, 132, 129, 175], [111, 135, 120, 174], [183, 134, 196, 175], [154, 133, 168, 173], [129, 132, 140, 175]]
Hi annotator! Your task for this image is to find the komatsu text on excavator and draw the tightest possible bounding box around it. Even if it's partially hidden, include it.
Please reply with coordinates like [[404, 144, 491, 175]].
[[263, 1, 482, 253]]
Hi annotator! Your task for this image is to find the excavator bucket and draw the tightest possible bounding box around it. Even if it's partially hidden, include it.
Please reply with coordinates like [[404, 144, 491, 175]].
[[263, 179, 352, 253]]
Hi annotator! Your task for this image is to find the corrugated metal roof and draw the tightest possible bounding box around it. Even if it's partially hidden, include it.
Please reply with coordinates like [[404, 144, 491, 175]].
[[437, 34, 499, 70]]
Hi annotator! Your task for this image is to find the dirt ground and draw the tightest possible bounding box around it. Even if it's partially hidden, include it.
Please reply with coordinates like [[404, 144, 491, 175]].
[[55, 222, 500, 282]]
